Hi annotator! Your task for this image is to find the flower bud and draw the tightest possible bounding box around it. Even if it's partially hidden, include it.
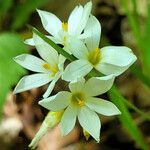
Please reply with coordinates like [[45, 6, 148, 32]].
[[83, 128, 90, 141], [29, 110, 64, 149]]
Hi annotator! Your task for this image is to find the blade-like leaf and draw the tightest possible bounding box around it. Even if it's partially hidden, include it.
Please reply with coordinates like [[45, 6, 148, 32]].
[[0, 32, 28, 119], [130, 65, 150, 88], [11, 0, 50, 29], [32, 27, 76, 61], [109, 86, 149, 150], [0, 0, 13, 17]]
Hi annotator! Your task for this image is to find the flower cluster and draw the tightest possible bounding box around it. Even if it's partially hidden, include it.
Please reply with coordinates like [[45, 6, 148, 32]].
[[13, 1, 137, 147]]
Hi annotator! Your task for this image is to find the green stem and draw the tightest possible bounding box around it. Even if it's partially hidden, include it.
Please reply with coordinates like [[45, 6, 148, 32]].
[[130, 65, 150, 88], [32, 27, 76, 61], [121, 0, 141, 44], [109, 86, 149, 150], [124, 99, 150, 121]]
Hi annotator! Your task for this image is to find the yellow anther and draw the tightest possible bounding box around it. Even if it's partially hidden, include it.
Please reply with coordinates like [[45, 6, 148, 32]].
[[76, 98, 85, 107], [42, 63, 58, 76], [50, 66, 58, 74], [71, 93, 85, 107], [43, 63, 51, 70], [88, 47, 101, 66], [62, 22, 68, 32]]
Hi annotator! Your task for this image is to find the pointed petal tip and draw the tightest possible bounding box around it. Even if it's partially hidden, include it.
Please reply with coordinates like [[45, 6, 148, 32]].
[[38, 100, 43, 106], [38, 100, 46, 108], [60, 124, 69, 137], [13, 56, 17, 61], [13, 54, 25, 61], [117, 109, 122, 115], [96, 138, 100, 143], [60, 126, 72, 137], [36, 9, 41, 13], [13, 86, 20, 94], [13, 89, 17, 95], [111, 106, 122, 116], [87, 1, 92, 6]]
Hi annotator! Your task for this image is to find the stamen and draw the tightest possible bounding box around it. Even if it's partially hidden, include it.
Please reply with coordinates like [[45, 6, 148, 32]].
[[71, 93, 85, 107], [42, 63, 58, 77], [88, 48, 101, 66], [62, 22, 68, 32], [76, 97, 85, 107], [43, 63, 51, 70]]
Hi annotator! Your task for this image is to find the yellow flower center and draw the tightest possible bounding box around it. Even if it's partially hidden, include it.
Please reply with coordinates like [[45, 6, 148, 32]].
[[62, 22, 68, 32], [71, 92, 85, 107], [42, 63, 59, 77], [88, 48, 101, 66]]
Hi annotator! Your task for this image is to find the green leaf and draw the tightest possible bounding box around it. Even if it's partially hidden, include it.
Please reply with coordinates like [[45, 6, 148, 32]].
[[141, 3, 150, 76], [130, 65, 150, 88], [0, 32, 28, 119], [11, 0, 50, 29], [121, 0, 150, 77], [124, 98, 150, 121], [0, 0, 13, 17], [32, 27, 76, 61], [108, 86, 149, 150]]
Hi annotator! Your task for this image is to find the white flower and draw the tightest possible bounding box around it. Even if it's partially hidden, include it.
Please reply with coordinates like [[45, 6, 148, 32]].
[[25, 1, 92, 53], [13, 33, 65, 98], [39, 75, 121, 142], [62, 15, 137, 82]]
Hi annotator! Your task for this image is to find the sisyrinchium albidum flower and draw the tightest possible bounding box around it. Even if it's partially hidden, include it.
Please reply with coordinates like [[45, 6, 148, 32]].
[[25, 1, 93, 53], [13, 33, 65, 98], [62, 15, 137, 82], [39, 75, 121, 142]]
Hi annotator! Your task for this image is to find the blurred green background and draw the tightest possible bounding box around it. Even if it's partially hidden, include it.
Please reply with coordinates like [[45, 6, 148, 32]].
[[0, 0, 150, 150]]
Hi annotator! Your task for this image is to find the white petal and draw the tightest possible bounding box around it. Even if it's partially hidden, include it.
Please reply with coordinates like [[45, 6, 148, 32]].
[[37, 9, 62, 37], [96, 62, 132, 76], [14, 54, 46, 73], [68, 5, 83, 35], [69, 38, 89, 59], [39, 91, 71, 111], [69, 78, 85, 93], [84, 75, 115, 96], [14, 73, 52, 94], [84, 15, 101, 50], [78, 106, 100, 142], [96, 46, 137, 76], [58, 55, 66, 72], [24, 38, 35, 46], [60, 105, 78, 136], [75, 1, 92, 35], [43, 73, 61, 98], [62, 60, 92, 82], [24, 36, 61, 46], [63, 45, 72, 54], [101, 46, 136, 66], [33, 33, 59, 66], [86, 97, 121, 116]]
